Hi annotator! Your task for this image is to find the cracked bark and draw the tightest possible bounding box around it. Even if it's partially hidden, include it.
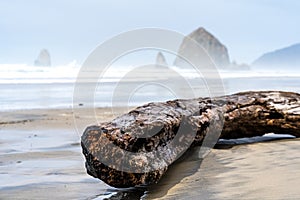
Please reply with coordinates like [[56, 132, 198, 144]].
[[81, 91, 300, 188]]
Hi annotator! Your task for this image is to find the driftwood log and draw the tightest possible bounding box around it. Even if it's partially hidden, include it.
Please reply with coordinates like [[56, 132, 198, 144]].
[[81, 91, 300, 188]]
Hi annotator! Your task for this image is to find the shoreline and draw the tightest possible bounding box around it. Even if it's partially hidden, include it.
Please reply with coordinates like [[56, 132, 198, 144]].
[[0, 106, 133, 129]]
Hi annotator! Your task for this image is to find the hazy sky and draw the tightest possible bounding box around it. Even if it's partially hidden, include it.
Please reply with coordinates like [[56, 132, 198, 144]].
[[1, 0, 299, 65]]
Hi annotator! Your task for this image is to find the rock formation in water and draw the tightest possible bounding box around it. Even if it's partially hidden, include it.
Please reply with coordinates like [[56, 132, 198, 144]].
[[174, 27, 230, 68], [34, 49, 51, 66], [156, 52, 168, 66], [81, 91, 300, 188], [229, 61, 250, 70], [253, 43, 300, 69]]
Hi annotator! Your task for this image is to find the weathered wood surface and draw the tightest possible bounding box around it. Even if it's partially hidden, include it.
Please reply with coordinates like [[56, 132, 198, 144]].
[[81, 91, 300, 188]]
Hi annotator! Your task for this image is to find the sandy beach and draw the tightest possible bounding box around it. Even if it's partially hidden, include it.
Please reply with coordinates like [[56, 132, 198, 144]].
[[0, 107, 127, 199], [0, 107, 299, 199]]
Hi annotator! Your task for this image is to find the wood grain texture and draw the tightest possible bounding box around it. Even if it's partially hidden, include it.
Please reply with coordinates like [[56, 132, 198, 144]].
[[81, 91, 300, 188]]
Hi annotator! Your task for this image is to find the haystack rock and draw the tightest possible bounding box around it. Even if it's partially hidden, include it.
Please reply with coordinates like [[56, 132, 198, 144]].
[[34, 49, 51, 66], [156, 52, 168, 66], [174, 27, 230, 68]]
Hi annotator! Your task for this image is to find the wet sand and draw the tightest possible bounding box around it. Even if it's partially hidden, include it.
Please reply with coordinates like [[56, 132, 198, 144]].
[[0, 108, 299, 199], [145, 139, 300, 200]]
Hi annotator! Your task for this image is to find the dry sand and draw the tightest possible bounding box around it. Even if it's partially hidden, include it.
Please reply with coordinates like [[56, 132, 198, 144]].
[[0, 107, 299, 199]]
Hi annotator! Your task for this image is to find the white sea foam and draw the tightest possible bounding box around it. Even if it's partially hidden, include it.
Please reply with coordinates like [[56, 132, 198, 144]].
[[0, 63, 299, 84], [0, 61, 80, 84]]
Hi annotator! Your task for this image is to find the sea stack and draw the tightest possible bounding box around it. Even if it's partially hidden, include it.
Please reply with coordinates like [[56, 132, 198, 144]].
[[174, 27, 230, 68], [156, 52, 168, 66], [34, 49, 51, 66]]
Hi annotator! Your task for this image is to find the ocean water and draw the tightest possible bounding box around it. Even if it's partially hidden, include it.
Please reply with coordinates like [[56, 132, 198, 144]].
[[1, 63, 300, 111]]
